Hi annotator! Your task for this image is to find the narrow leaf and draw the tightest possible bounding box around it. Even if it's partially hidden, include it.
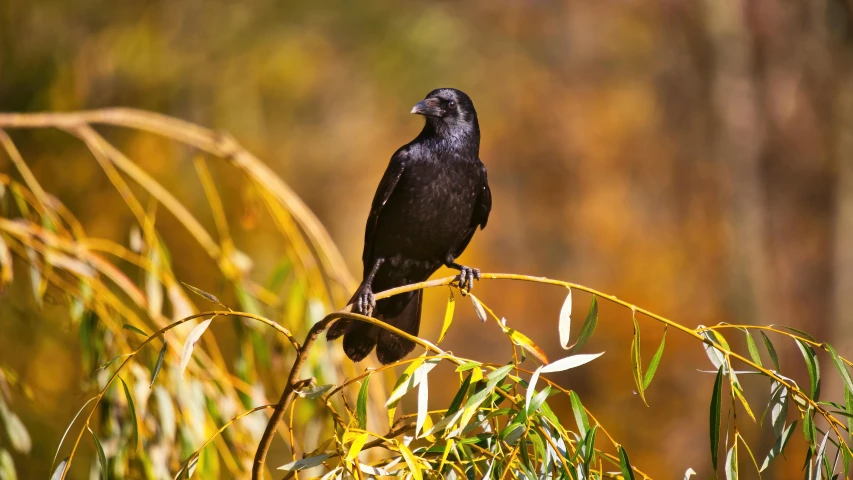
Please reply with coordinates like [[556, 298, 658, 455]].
[[470, 295, 487, 323], [827, 344, 853, 396], [760, 421, 796, 471], [618, 445, 636, 480], [732, 383, 756, 422], [745, 331, 762, 367], [438, 289, 455, 344], [759, 331, 780, 371], [631, 313, 647, 405], [357, 376, 370, 429], [50, 458, 68, 480], [52, 397, 96, 472], [118, 378, 138, 449], [181, 282, 223, 306], [122, 324, 148, 337], [725, 444, 737, 480], [768, 381, 788, 437], [507, 328, 549, 364], [87, 426, 108, 480], [796, 339, 821, 399], [179, 319, 213, 378], [277, 453, 333, 471], [296, 384, 334, 399], [710, 365, 724, 473], [526, 353, 604, 411], [570, 296, 598, 353], [398, 440, 423, 480], [345, 432, 369, 462], [699, 327, 727, 370], [570, 391, 590, 439], [559, 287, 572, 349], [643, 325, 666, 389], [416, 370, 429, 437], [150, 341, 167, 387]]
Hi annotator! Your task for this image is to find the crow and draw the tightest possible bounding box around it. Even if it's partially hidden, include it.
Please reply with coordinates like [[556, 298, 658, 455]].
[[327, 88, 491, 364]]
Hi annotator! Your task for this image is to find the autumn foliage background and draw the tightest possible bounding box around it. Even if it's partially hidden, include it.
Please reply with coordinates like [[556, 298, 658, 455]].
[[1, 1, 852, 479]]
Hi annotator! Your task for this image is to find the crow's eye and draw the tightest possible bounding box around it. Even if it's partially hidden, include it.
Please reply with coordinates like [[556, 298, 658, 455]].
[[448, 101, 456, 109]]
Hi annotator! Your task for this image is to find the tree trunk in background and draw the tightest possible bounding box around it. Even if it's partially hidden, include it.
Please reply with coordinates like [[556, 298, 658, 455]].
[[832, 66, 853, 370], [704, 0, 773, 329]]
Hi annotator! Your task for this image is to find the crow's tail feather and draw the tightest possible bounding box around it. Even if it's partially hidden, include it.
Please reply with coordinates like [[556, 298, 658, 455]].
[[376, 289, 422, 364]]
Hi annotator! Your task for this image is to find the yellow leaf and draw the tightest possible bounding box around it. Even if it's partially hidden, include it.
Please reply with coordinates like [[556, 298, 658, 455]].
[[438, 290, 455, 344], [345, 432, 369, 462], [397, 440, 423, 480], [508, 328, 550, 364], [470, 366, 483, 383]]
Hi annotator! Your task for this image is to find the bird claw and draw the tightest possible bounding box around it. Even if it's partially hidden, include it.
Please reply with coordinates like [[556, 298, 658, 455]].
[[354, 288, 376, 316], [457, 266, 481, 293]]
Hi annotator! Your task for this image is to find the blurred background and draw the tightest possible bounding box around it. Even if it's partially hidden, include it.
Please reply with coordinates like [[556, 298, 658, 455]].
[[2, 0, 853, 478]]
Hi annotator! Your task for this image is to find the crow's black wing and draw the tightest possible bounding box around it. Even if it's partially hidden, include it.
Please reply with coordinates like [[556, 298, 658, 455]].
[[362, 150, 407, 267], [472, 163, 491, 230], [451, 162, 491, 258]]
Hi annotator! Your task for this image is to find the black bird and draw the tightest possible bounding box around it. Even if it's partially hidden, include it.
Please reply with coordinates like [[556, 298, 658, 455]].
[[327, 88, 491, 364]]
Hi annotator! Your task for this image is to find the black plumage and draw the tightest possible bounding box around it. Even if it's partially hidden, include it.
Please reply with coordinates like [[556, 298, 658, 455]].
[[327, 88, 491, 364]]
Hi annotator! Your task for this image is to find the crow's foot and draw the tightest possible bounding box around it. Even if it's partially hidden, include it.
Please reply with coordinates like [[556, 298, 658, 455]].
[[457, 266, 481, 293], [354, 287, 376, 317]]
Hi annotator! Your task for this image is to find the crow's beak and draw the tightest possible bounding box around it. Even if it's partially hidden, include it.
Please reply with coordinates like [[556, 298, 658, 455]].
[[411, 98, 442, 117]]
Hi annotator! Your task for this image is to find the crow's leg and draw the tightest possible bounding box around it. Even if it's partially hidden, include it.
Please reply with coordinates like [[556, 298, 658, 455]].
[[445, 259, 481, 293], [354, 258, 385, 316]]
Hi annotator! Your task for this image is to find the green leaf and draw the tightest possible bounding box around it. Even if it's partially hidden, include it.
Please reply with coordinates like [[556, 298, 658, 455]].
[[455, 361, 482, 372], [710, 365, 724, 474], [150, 341, 167, 387], [631, 313, 647, 406], [447, 373, 472, 417], [527, 386, 551, 415], [643, 325, 666, 389], [618, 445, 636, 480], [803, 407, 817, 450], [570, 391, 590, 438], [87, 426, 108, 480], [775, 324, 817, 342], [357, 375, 370, 429], [118, 378, 138, 449], [760, 421, 796, 471], [759, 331, 780, 371], [438, 289, 455, 345], [846, 388, 853, 439], [122, 324, 148, 337], [725, 444, 737, 480], [827, 343, 853, 396], [97, 353, 130, 371], [795, 339, 821, 399], [559, 287, 572, 349], [745, 331, 762, 367], [570, 296, 598, 353]]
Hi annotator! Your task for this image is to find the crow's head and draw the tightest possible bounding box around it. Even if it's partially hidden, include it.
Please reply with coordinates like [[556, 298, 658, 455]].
[[411, 88, 478, 136]]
